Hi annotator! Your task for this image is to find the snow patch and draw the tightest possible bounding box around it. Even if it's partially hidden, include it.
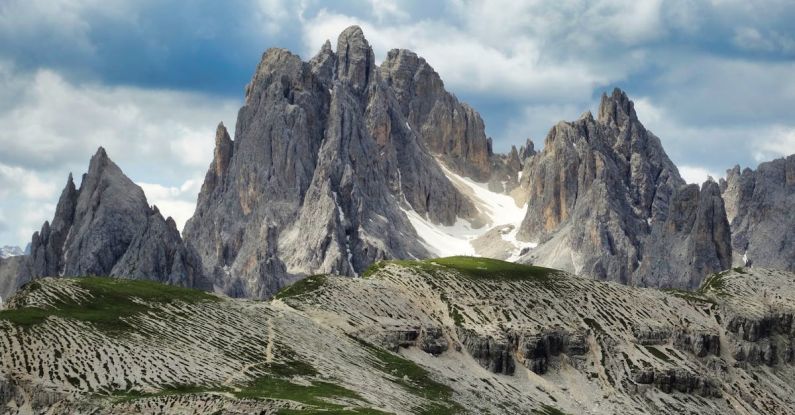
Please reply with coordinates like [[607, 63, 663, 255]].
[[403, 161, 537, 260], [332, 191, 357, 277]]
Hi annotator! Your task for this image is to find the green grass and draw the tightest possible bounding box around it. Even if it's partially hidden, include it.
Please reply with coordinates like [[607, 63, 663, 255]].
[[372, 256, 558, 282], [643, 345, 672, 363], [663, 289, 716, 305], [354, 338, 463, 415], [274, 275, 328, 300], [698, 272, 730, 297], [109, 378, 390, 414], [532, 405, 570, 415], [361, 261, 388, 279], [0, 277, 218, 332]]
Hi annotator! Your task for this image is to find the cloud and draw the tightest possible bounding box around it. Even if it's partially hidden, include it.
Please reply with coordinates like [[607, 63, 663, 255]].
[[679, 165, 722, 185], [630, 96, 795, 175], [138, 179, 203, 233], [0, 64, 237, 246], [754, 127, 795, 162], [0, 64, 238, 175]]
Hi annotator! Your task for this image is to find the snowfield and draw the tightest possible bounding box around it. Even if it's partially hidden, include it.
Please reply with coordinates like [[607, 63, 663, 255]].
[[403, 161, 536, 260]]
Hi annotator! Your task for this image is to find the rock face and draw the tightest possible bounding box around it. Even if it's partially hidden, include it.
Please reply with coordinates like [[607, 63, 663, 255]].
[[184, 26, 481, 298], [637, 180, 733, 288], [380, 49, 492, 181], [16, 148, 208, 293], [720, 155, 795, 271], [380, 48, 523, 192], [516, 89, 732, 289]]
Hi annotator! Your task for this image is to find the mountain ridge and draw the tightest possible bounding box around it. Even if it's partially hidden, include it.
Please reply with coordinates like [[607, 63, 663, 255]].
[[0, 25, 792, 300]]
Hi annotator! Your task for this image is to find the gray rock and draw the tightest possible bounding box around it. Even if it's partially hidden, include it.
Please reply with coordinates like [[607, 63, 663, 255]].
[[633, 368, 721, 397], [458, 328, 516, 375], [674, 329, 720, 357], [380, 48, 492, 181], [15, 148, 207, 295], [511, 329, 589, 374], [518, 138, 536, 160], [517, 89, 731, 289], [184, 26, 480, 299], [637, 180, 733, 288], [721, 155, 795, 271], [0, 256, 23, 304]]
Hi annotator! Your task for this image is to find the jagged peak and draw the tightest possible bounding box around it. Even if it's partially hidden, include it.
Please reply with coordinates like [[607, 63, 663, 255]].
[[65, 173, 76, 190], [87, 146, 112, 175], [337, 25, 368, 49], [335, 25, 375, 93], [321, 39, 332, 52], [215, 122, 231, 145], [598, 87, 637, 127]]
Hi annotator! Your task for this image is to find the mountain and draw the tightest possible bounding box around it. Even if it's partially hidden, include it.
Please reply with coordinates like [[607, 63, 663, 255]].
[[0, 148, 210, 301], [0, 246, 23, 259], [0, 260, 793, 414], [721, 155, 795, 270], [515, 89, 732, 289], [1, 26, 791, 301], [183, 26, 524, 299]]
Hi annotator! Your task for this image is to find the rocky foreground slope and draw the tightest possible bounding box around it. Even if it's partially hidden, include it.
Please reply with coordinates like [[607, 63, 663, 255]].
[[1, 260, 793, 414]]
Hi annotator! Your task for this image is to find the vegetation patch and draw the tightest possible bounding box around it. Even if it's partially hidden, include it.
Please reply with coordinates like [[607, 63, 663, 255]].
[[425, 256, 557, 281], [381, 256, 558, 283], [361, 261, 388, 279], [108, 384, 230, 403], [698, 272, 730, 297], [532, 405, 570, 415], [643, 345, 672, 363], [354, 338, 463, 415], [0, 277, 218, 332], [663, 289, 716, 305], [274, 275, 328, 300]]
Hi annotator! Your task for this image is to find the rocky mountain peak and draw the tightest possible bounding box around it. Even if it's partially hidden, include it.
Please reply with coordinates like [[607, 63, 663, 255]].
[[721, 155, 795, 270], [335, 25, 375, 94], [517, 88, 730, 288], [213, 122, 233, 178], [598, 87, 637, 127], [15, 147, 209, 293]]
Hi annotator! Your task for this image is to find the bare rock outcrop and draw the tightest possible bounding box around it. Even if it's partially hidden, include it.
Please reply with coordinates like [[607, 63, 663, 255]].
[[720, 155, 795, 271], [15, 148, 208, 294], [183, 26, 479, 298], [517, 89, 732, 289]]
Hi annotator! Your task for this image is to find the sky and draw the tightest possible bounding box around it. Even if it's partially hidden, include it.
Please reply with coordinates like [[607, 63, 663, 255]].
[[0, 0, 794, 248]]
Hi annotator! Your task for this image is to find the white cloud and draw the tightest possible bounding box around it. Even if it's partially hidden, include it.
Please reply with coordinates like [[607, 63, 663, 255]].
[[301, 10, 609, 103], [0, 65, 237, 246], [755, 127, 795, 162], [733, 27, 795, 53], [0, 164, 59, 200], [0, 67, 238, 172], [679, 165, 721, 185], [138, 179, 203, 233]]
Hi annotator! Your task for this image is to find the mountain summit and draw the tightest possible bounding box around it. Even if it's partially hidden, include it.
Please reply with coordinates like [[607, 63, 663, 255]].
[[5, 148, 210, 300], [1, 26, 793, 300], [183, 26, 522, 298], [516, 88, 732, 288]]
